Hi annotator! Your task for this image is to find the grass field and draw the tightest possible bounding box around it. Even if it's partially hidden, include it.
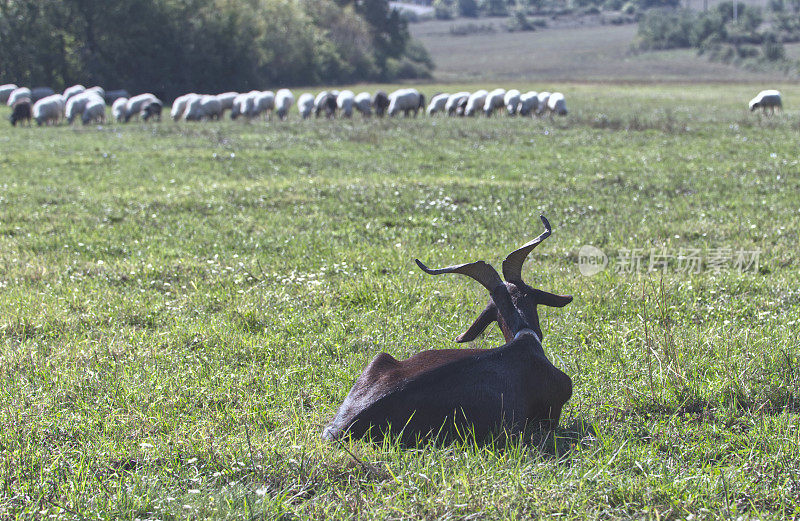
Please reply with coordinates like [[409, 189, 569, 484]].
[[1, 83, 799, 519]]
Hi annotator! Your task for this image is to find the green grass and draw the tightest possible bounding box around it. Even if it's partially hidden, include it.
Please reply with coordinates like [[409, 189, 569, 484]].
[[1, 83, 799, 519]]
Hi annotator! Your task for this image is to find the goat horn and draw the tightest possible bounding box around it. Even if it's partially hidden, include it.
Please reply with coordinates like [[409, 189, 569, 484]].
[[501, 215, 552, 283], [415, 259, 504, 293]]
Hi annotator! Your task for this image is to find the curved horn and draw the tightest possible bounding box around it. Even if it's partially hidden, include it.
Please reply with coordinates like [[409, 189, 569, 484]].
[[415, 259, 503, 293], [502, 215, 552, 283]]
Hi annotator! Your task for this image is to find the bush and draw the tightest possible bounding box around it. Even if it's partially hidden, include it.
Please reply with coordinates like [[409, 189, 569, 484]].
[[763, 35, 786, 60], [449, 22, 496, 35], [457, 0, 479, 17], [481, 0, 508, 15], [622, 2, 637, 14], [505, 10, 536, 31], [434, 0, 455, 19]]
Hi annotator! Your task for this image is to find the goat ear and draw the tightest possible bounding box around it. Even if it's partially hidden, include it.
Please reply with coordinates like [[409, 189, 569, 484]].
[[455, 302, 497, 343], [534, 289, 573, 308]]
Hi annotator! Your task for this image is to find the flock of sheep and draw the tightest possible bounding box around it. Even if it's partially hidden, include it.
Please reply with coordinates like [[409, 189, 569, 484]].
[[2, 83, 569, 126]]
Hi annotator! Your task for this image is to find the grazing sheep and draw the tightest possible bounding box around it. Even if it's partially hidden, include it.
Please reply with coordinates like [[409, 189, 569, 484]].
[[9, 98, 31, 126], [749, 89, 782, 115], [504, 89, 521, 116], [427, 93, 450, 116], [387, 88, 425, 117], [337, 90, 355, 118], [518, 91, 539, 116], [315, 91, 337, 118], [184, 95, 222, 121], [33, 94, 65, 126], [483, 88, 506, 117], [252, 91, 275, 119], [354, 92, 372, 117], [445, 92, 470, 116], [0, 84, 18, 104], [8, 87, 32, 106], [465, 89, 489, 117], [124, 93, 159, 122], [31, 87, 55, 102], [547, 92, 567, 116], [112, 97, 129, 122], [141, 100, 163, 121], [275, 89, 294, 120], [171, 93, 198, 121], [215, 92, 238, 115], [63, 84, 86, 100], [297, 93, 315, 119], [104, 89, 130, 105], [66, 91, 103, 124], [85, 86, 105, 100], [373, 90, 390, 117], [535, 92, 551, 116], [81, 98, 106, 125]]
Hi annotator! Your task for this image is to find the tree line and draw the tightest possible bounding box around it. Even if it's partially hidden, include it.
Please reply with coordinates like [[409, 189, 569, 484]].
[[0, 0, 433, 100]]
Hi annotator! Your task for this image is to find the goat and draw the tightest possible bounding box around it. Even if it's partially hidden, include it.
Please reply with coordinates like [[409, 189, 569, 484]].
[[322, 216, 573, 444]]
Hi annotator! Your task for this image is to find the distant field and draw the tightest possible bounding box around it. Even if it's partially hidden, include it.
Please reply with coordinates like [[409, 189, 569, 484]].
[[412, 18, 791, 83], [1, 82, 798, 519]]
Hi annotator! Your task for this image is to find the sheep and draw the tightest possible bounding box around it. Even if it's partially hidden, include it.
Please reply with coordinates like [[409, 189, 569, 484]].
[[215, 92, 239, 116], [275, 89, 294, 120], [33, 94, 65, 126], [141, 100, 163, 122], [337, 90, 355, 118], [0, 84, 18, 104], [85, 86, 105, 100], [112, 97, 129, 122], [445, 92, 470, 116], [63, 84, 86, 100], [66, 91, 103, 124], [373, 90, 390, 117], [483, 88, 506, 117], [9, 98, 31, 126], [504, 89, 521, 116], [171, 93, 198, 121], [323, 216, 573, 444], [426, 93, 450, 116], [535, 92, 551, 116], [81, 98, 106, 125], [7, 87, 32, 106], [184, 95, 222, 121], [749, 89, 782, 115], [354, 92, 372, 117], [230, 93, 247, 119], [240, 91, 260, 119], [252, 91, 275, 119], [518, 91, 539, 116], [297, 93, 315, 119], [124, 93, 159, 122], [387, 88, 425, 117], [104, 89, 130, 105], [547, 92, 568, 117], [31, 87, 55, 102], [315, 91, 336, 118], [464, 89, 489, 117]]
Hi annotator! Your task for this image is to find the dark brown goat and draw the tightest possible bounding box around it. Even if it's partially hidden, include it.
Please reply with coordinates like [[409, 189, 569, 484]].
[[322, 216, 573, 444]]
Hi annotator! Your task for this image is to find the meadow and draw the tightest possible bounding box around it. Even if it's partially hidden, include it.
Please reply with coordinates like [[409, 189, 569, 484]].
[[1, 83, 799, 519]]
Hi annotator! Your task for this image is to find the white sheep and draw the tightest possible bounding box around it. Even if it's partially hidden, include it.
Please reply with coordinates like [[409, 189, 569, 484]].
[[66, 91, 103, 124], [483, 88, 506, 117], [81, 98, 106, 125], [85, 86, 105, 100], [171, 93, 198, 121], [535, 92, 551, 116], [445, 91, 470, 116], [297, 93, 315, 119], [230, 92, 249, 119], [504, 89, 521, 116], [354, 92, 372, 117], [7, 87, 32, 106], [252, 91, 275, 119], [215, 92, 239, 115], [275, 89, 294, 120], [337, 90, 355, 118], [387, 88, 424, 117], [183, 95, 222, 121], [426, 93, 450, 116], [124, 93, 158, 121], [63, 84, 86, 100], [547, 92, 567, 116], [32, 94, 64, 126], [0, 84, 18, 104], [749, 90, 782, 115], [518, 91, 539, 116], [465, 89, 488, 117], [112, 97, 129, 122]]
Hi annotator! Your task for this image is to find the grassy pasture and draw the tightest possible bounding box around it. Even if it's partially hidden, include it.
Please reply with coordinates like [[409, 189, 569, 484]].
[[1, 83, 799, 519]]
